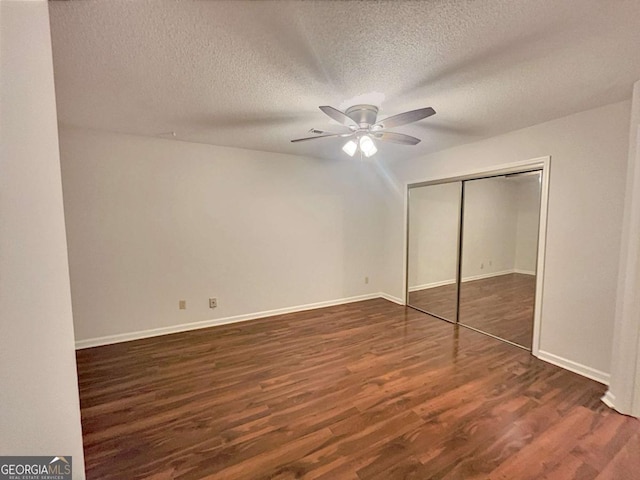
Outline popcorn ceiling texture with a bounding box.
[49,0,640,161]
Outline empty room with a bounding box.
[3,0,640,479]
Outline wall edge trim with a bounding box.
[378,292,404,305]
[601,390,617,409]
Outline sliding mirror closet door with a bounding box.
[459,172,542,348]
[407,182,461,322]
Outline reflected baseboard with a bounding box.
[461,269,516,283]
[409,269,535,292]
[514,269,536,275]
[408,279,456,292]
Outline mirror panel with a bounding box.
[407,182,461,321]
[458,172,542,348]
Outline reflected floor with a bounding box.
[408,282,457,321]
[409,273,535,349]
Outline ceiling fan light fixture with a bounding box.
[342,139,357,157]
[291,104,435,155]
[359,135,377,157]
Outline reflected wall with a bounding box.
[459,173,541,348]
[407,182,461,321]
[406,171,542,350]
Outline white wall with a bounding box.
[59,127,387,343]
[0,1,85,477]
[514,177,542,273]
[381,100,631,378]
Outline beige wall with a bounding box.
[381,100,631,379]
[0,1,85,476]
[59,127,387,343]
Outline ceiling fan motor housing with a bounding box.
[345,104,379,127]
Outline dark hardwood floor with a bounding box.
[408,273,535,348]
[76,299,639,479]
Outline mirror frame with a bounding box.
[405,181,462,323]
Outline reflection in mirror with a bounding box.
[407,182,461,321]
[459,172,541,348]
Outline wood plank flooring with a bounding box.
[408,273,535,348]
[76,299,639,479]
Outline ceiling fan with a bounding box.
[291,104,436,157]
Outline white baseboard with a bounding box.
[408,279,456,292]
[537,350,610,385]
[409,269,525,293]
[76,292,392,349]
[461,269,516,283]
[601,390,616,409]
[379,292,404,305]
[514,269,536,275]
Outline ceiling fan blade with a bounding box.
[319,106,359,127]
[373,131,421,145]
[291,133,352,143]
[308,128,351,135]
[373,107,435,129]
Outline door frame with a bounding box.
[403,156,551,356]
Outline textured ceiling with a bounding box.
[49,0,640,161]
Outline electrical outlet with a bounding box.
[179,300,186,310]
[480,263,484,269]
[365,276,369,284]
[209,297,217,309]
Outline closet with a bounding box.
[407,170,543,349]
